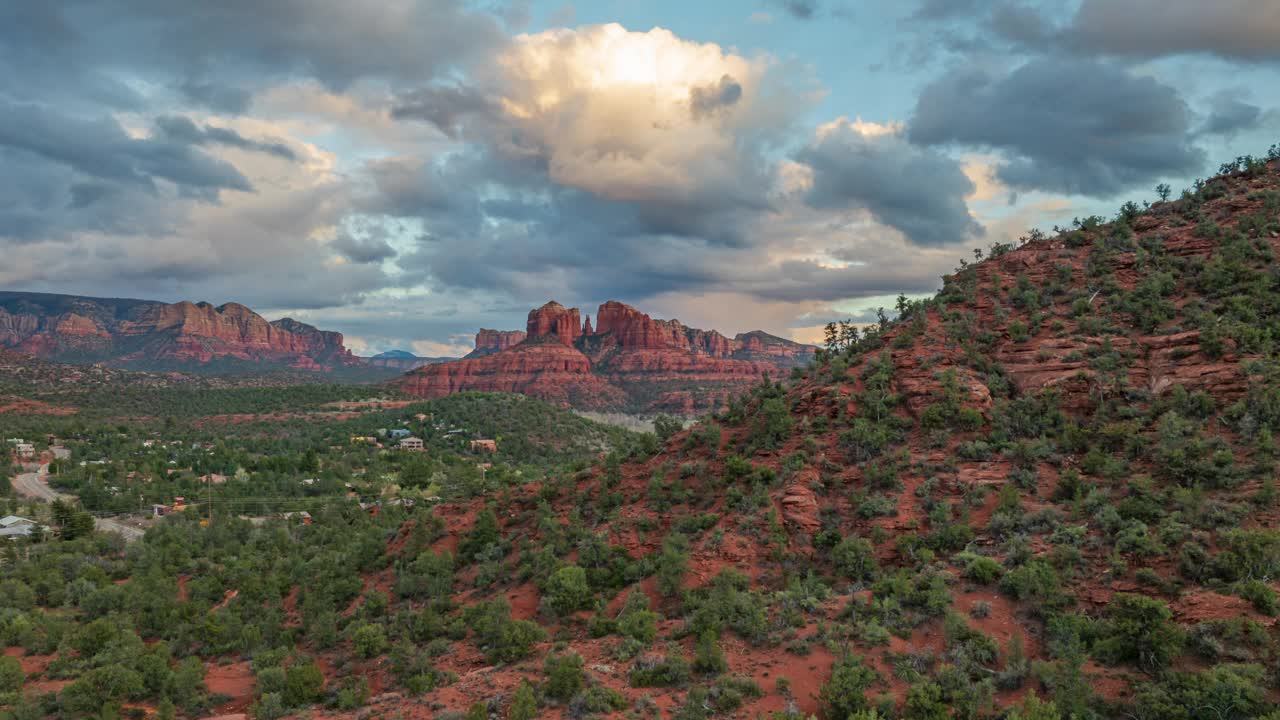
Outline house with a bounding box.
[0,515,40,540]
[15,443,34,458]
[152,504,173,517]
[414,413,428,422]
[399,437,424,452]
[283,511,312,525]
[350,436,378,445]
[470,439,497,452]
[389,428,412,440]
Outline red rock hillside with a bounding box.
[361,155,1280,718]
[0,291,361,372]
[390,300,816,412]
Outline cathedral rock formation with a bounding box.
[390,300,816,413]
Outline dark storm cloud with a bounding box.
[9,0,508,95]
[0,99,252,195]
[155,116,296,160]
[909,58,1205,197]
[1064,0,1280,63]
[331,233,398,264]
[391,85,496,138]
[796,121,982,247]
[689,75,744,119]
[1197,91,1270,138]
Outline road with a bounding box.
[9,454,146,542]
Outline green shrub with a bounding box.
[506,680,538,720]
[352,623,388,659]
[542,565,594,616]
[1094,594,1183,672]
[1235,580,1279,616]
[693,630,728,674]
[964,556,1003,584]
[629,652,692,687]
[0,655,23,693]
[283,662,325,707]
[542,652,585,701]
[832,536,879,582]
[819,656,878,719]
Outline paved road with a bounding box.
[9,461,145,542]
[12,463,62,502]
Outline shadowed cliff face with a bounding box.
[0,292,358,372]
[391,299,816,412]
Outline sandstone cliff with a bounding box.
[465,329,528,359]
[0,291,360,372]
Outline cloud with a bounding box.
[331,232,398,264]
[1197,90,1270,138]
[391,23,815,244]
[689,75,744,119]
[155,115,297,160]
[909,58,1205,196]
[0,99,253,202]
[1065,0,1280,63]
[391,85,495,138]
[765,0,848,21]
[18,0,509,94]
[795,117,982,246]
[769,0,820,19]
[176,80,253,114]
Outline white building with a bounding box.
[0,515,40,541]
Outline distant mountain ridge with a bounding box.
[391,299,816,413]
[358,349,455,371]
[0,290,359,372]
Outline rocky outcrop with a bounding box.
[0,291,361,372]
[393,299,817,413]
[527,302,583,346]
[391,337,626,408]
[731,330,815,368]
[466,329,528,358]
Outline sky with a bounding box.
[1,1,1277,357]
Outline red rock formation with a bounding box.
[0,291,359,372]
[467,329,527,358]
[391,338,625,408]
[595,301,684,351]
[394,299,812,412]
[731,330,814,368]
[527,302,582,345]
